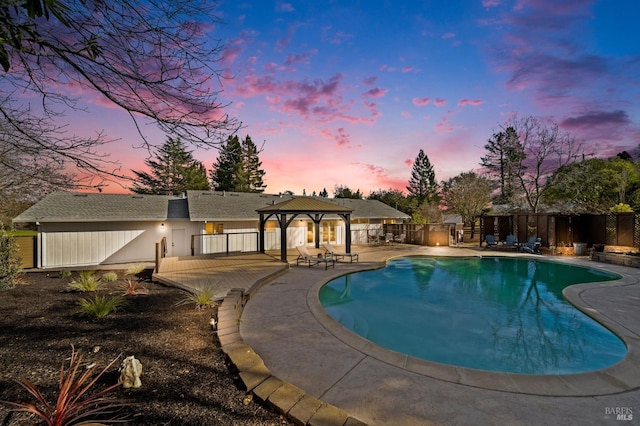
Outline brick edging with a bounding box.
[217,288,367,426]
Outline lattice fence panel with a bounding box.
[606,213,616,245]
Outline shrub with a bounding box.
[101,272,118,282]
[76,294,125,318]
[67,271,102,292]
[119,278,148,296]
[175,284,219,309]
[59,270,72,279]
[1,346,128,425]
[0,225,22,290]
[125,264,145,278]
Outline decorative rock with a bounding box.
[119,355,143,388]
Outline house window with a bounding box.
[352,218,369,224]
[307,222,314,244]
[205,223,223,234]
[205,222,214,234]
[265,221,276,231]
[322,221,336,243]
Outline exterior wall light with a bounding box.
[161,223,165,230]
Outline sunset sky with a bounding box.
[72,0,640,196]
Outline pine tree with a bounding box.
[131,137,210,195]
[406,149,438,205]
[243,136,266,192]
[480,127,525,204]
[211,135,266,192]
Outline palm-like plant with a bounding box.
[77,295,125,318]
[2,346,127,425]
[67,271,102,292]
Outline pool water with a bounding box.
[319,256,627,374]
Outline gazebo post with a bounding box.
[278,213,288,262]
[258,213,265,253]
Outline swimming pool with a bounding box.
[319,256,627,374]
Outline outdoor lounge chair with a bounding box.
[519,237,541,254]
[384,232,394,245]
[296,245,335,269]
[322,243,359,263]
[393,233,406,244]
[485,234,498,247]
[504,234,517,247]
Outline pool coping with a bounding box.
[306,253,640,397]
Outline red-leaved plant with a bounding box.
[2,346,128,425]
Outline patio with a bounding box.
[157,245,640,425]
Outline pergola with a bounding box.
[256,197,354,262]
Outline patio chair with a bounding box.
[484,234,498,247]
[296,245,335,269]
[384,232,394,245]
[504,234,517,247]
[394,233,406,244]
[519,237,541,254]
[322,243,359,263]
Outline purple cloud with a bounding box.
[561,110,630,128]
[362,87,388,99]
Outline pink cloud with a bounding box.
[335,128,350,146]
[442,32,456,39]
[402,66,415,73]
[401,111,413,119]
[434,98,447,107]
[435,114,455,133]
[284,49,318,67]
[458,98,484,106]
[413,97,431,106]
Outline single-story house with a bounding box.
[13,191,410,269]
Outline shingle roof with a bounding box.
[12,192,182,223]
[13,191,410,223]
[256,197,353,213]
[186,191,291,221]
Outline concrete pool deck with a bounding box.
[237,245,640,425]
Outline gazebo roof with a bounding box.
[256,197,353,214]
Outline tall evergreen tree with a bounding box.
[242,136,266,192]
[211,135,267,192]
[131,137,210,195]
[406,149,438,204]
[480,127,525,204]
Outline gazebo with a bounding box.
[256,197,354,262]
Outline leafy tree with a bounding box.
[440,172,492,237]
[610,203,633,213]
[131,137,210,195]
[211,135,267,192]
[368,188,416,215]
[544,157,640,213]
[1,0,238,190]
[480,127,525,204]
[0,225,21,290]
[407,149,439,205]
[318,188,329,197]
[334,185,363,199]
